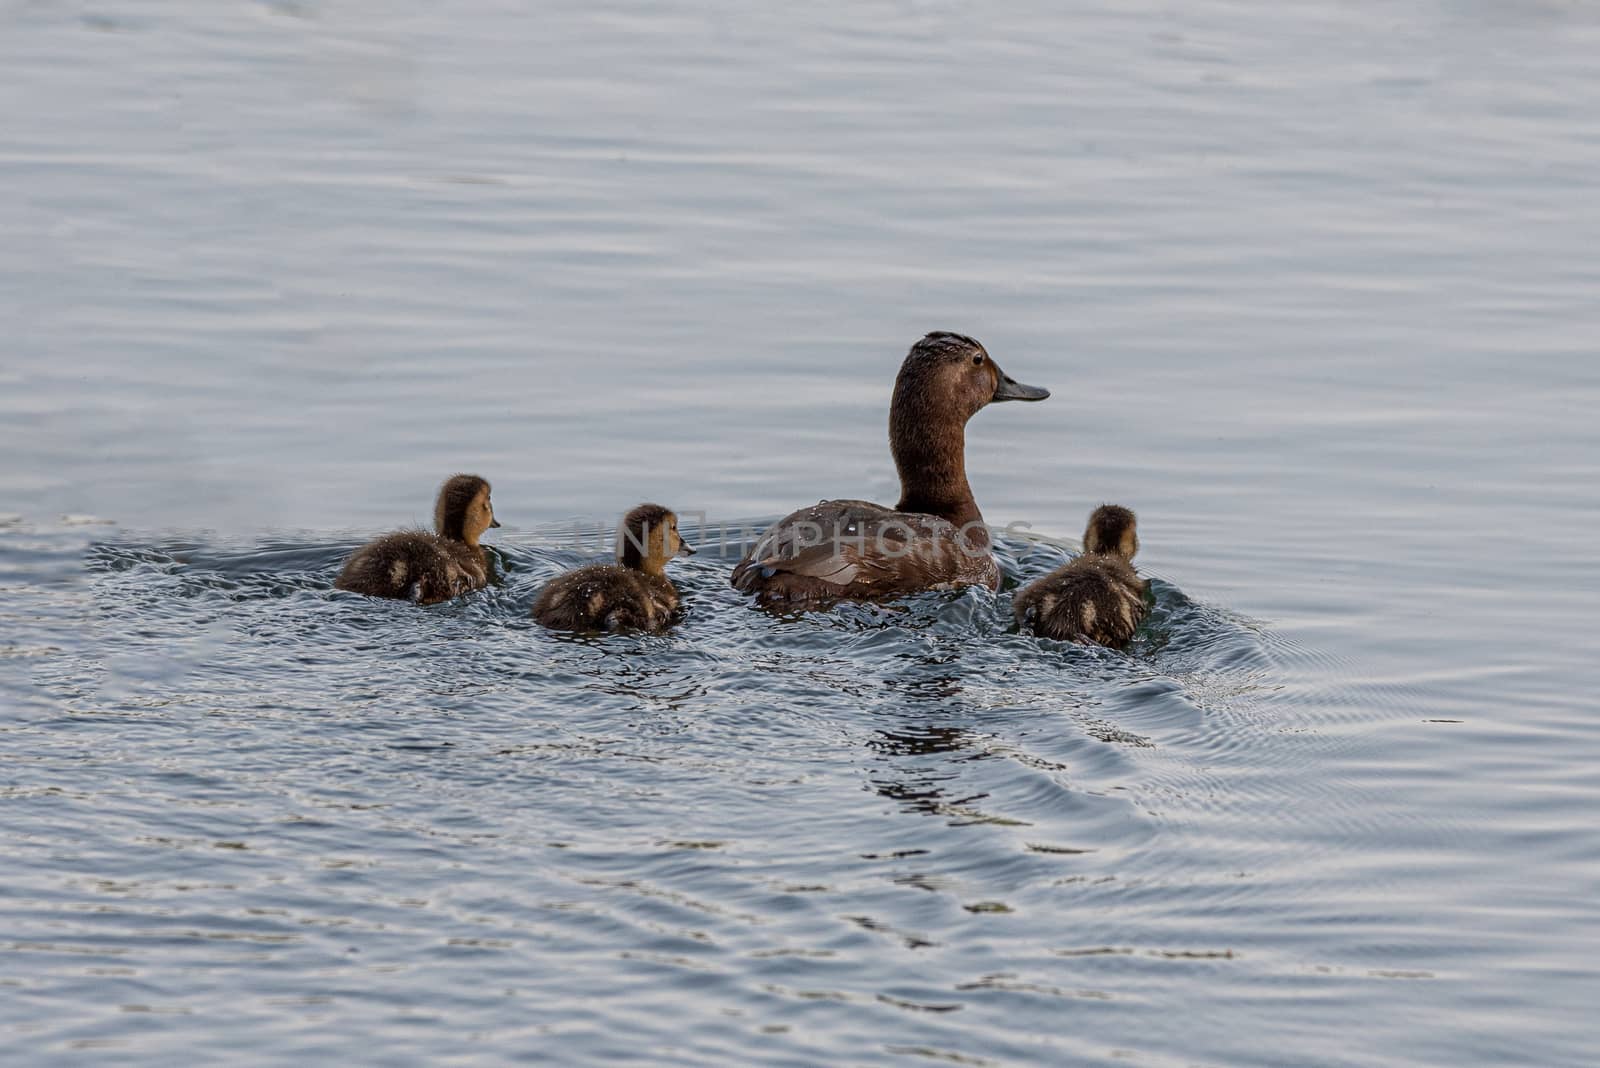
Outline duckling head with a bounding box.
[617,503,696,574]
[435,474,500,546]
[1083,504,1139,560]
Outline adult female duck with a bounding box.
[731,332,1049,605]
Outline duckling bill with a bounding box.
[334,474,500,604]
[532,504,695,633]
[1014,505,1149,648]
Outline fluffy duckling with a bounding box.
[1014,505,1149,648]
[532,504,696,633]
[731,331,1049,605]
[334,474,500,604]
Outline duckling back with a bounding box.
[1015,505,1149,649]
[335,532,487,605]
[1013,553,1148,648]
[532,564,679,633]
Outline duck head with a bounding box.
[435,474,500,546]
[1083,504,1139,560]
[617,503,696,575]
[889,332,1049,525]
[892,331,1050,428]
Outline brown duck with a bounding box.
[334,474,500,604]
[1013,505,1149,648]
[532,504,696,633]
[731,332,1049,605]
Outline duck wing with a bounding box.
[731,500,991,603]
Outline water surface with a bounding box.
[3,1,1599,1064]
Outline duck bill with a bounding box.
[490,518,503,528]
[992,366,1050,403]
[678,541,697,557]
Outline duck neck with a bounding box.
[439,513,470,546]
[635,557,669,579]
[450,527,487,567]
[890,410,984,532]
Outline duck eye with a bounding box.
[972,355,984,366]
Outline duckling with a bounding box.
[1013,505,1149,648]
[334,474,500,604]
[731,331,1049,605]
[532,504,696,633]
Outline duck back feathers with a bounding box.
[731,499,998,604]
[532,564,680,632]
[335,531,488,604]
[1013,553,1147,647]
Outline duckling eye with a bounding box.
[972,354,984,366]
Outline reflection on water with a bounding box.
[0,524,1311,1059]
[8,518,1587,1066]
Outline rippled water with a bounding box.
[4,0,1600,1064]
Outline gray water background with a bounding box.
[3,1,1599,1064]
